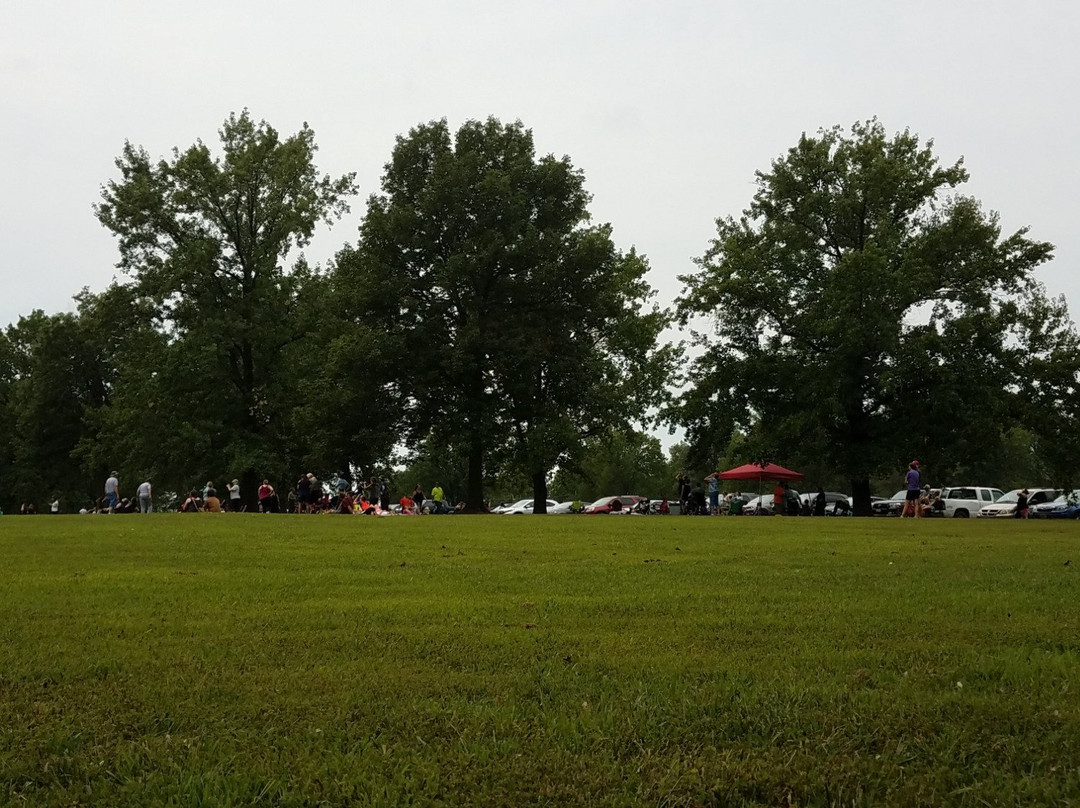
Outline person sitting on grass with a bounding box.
[203,490,223,513]
[337,492,355,514]
[399,494,416,515]
[728,494,744,516]
[179,491,203,513]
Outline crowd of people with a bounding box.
[78,472,466,516]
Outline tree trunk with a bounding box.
[851,477,873,516]
[531,470,548,514]
[241,468,260,512]
[464,433,485,513]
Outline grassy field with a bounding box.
[1,514,1078,806]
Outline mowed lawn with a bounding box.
[1,515,1078,807]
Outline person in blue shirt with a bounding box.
[901,460,921,518]
[704,471,721,515]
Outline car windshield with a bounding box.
[509,499,532,509]
[588,497,615,508]
[997,491,1021,504]
[1052,490,1080,504]
[890,491,906,500]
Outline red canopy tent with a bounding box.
[718,462,804,482]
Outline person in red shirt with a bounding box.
[337,492,355,514]
[258,480,275,513]
[399,495,416,514]
[773,483,786,516]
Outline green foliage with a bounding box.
[346,117,672,511]
[91,112,359,501]
[0,310,112,510]
[676,120,1065,511]
[550,429,670,502]
[2,516,1079,805]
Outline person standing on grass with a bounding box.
[258,479,275,513]
[431,482,445,513]
[901,460,921,518]
[227,479,242,511]
[677,472,691,515]
[704,471,721,515]
[1015,489,1029,519]
[137,480,152,513]
[104,471,120,513]
[297,474,311,514]
[772,482,785,516]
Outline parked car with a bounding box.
[872,491,908,517]
[873,490,941,516]
[977,488,1058,518]
[1030,490,1080,519]
[583,495,642,514]
[743,490,801,515]
[492,499,529,512]
[799,491,849,514]
[938,486,1006,518]
[549,501,581,514]
[502,498,559,514]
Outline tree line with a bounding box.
[1,114,1077,515]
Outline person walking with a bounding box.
[104,471,120,513]
[901,460,921,518]
[137,480,153,513]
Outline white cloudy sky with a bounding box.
[2,0,1078,332]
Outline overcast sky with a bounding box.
[3,1,1079,335]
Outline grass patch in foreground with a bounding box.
[1,514,1079,806]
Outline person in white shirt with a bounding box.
[137,480,153,514]
[227,479,242,511]
[104,472,120,512]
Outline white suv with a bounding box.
[940,486,1005,518]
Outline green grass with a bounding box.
[1,514,1078,806]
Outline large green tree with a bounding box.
[0,306,113,511]
[676,120,1066,513]
[549,429,669,504]
[344,117,670,512]
[93,111,357,503]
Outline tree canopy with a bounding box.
[340,117,670,511]
[89,111,358,504]
[675,120,1071,512]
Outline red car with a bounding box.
[583,495,642,514]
